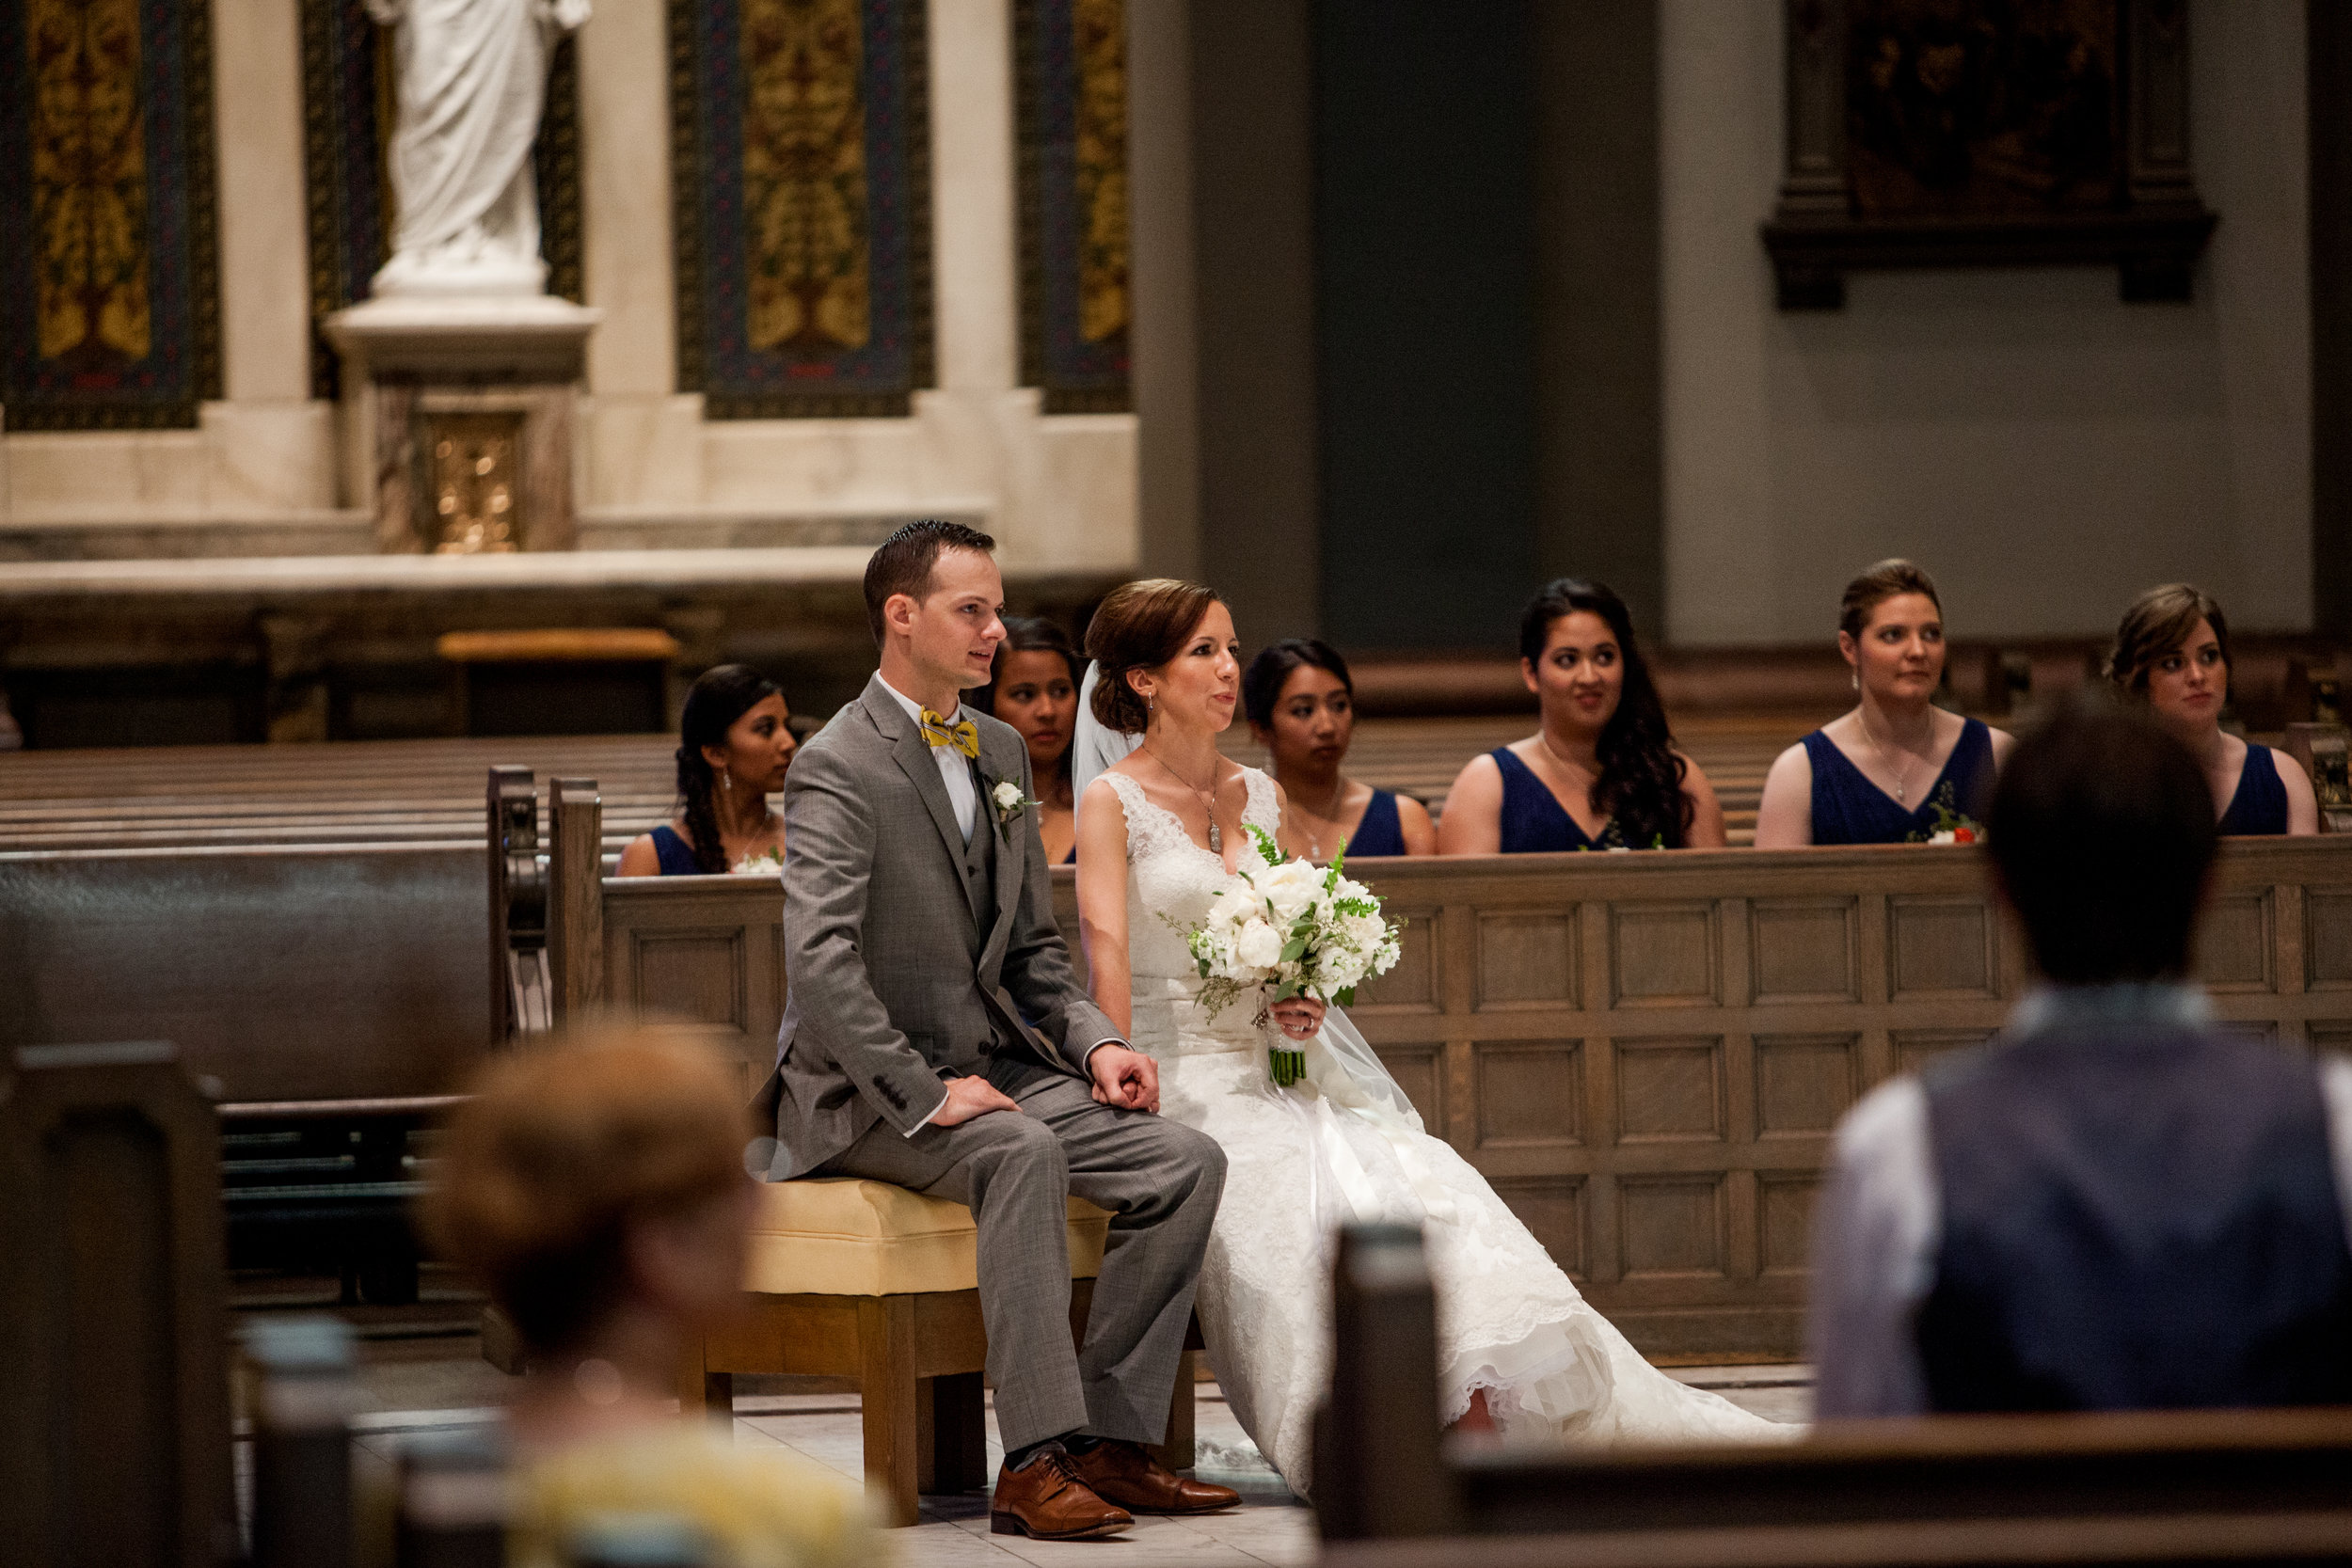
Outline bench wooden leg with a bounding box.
[858,1296,922,1527]
[1147,1349,1200,1472]
[921,1371,989,1495]
[675,1333,733,1420]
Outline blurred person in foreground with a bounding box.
[423,1025,883,1566]
[1809,697,2352,1416]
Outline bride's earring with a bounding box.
[723,766,733,793]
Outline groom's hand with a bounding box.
[1089,1044,1160,1114]
[930,1075,1020,1128]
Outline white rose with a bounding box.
[1930,830,1956,846]
[993,781,1024,812]
[1259,860,1324,921]
[1235,918,1285,971]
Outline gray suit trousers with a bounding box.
[817,1072,1228,1452]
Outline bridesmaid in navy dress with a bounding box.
[2105,584,2317,835]
[617,665,796,877]
[975,618,1084,863]
[1755,561,2015,847]
[1438,579,1726,854]
[1242,639,1436,860]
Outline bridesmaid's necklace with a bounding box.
[1145,746,1224,855]
[1859,710,1927,803]
[1292,774,1348,858]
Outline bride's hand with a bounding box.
[1270,998,1325,1039]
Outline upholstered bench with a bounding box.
[675,1178,1202,1526]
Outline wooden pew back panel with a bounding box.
[1,846,492,1101]
[572,837,2352,1355]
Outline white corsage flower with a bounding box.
[987,775,1041,844]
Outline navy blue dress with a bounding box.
[2218,744,2290,836]
[1491,747,1616,852]
[1342,788,1409,857]
[1803,718,1994,846]
[649,824,706,875]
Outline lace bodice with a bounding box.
[1099,767,1281,984]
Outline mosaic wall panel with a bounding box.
[298,0,581,398]
[1013,0,1127,411]
[0,0,221,428]
[669,0,932,418]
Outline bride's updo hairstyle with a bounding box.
[1086,578,1222,734]
[1519,578,1692,848]
[2104,582,2231,696]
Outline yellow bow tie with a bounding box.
[920,708,979,759]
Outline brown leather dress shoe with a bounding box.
[1069,1440,1242,1514]
[990,1449,1135,1540]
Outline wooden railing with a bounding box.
[538,779,2352,1357]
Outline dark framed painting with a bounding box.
[1015,0,1129,413]
[1762,0,2216,309]
[668,0,934,420]
[0,0,223,430]
[298,0,582,399]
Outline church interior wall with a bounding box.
[1662,0,2312,647]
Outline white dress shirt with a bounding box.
[880,678,978,841]
[1808,982,2352,1417]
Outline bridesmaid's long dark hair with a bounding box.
[1518,579,1692,848]
[676,664,781,874]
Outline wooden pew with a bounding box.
[0,1041,237,1568]
[1316,1224,2352,1568]
[532,787,2352,1359]
[0,712,1817,854]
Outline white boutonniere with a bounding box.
[988,777,1041,843]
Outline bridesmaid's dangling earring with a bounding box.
[723,766,733,794]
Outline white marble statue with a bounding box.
[367,0,591,296]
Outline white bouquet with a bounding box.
[1177,826,1405,1086]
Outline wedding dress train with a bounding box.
[1099,768,1783,1492]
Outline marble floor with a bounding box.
[286,1296,1811,1568]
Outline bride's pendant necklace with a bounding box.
[1145,745,1223,855]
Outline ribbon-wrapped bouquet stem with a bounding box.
[1176,827,1405,1086]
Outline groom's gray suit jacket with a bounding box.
[758,673,1121,1177]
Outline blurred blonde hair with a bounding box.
[421,1023,751,1356]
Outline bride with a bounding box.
[1072,580,1782,1491]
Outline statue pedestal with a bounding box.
[325,294,601,555]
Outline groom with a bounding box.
[755,521,1236,1540]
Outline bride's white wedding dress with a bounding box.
[1099,768,1781,1490]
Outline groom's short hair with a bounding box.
[864,519,998,644]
